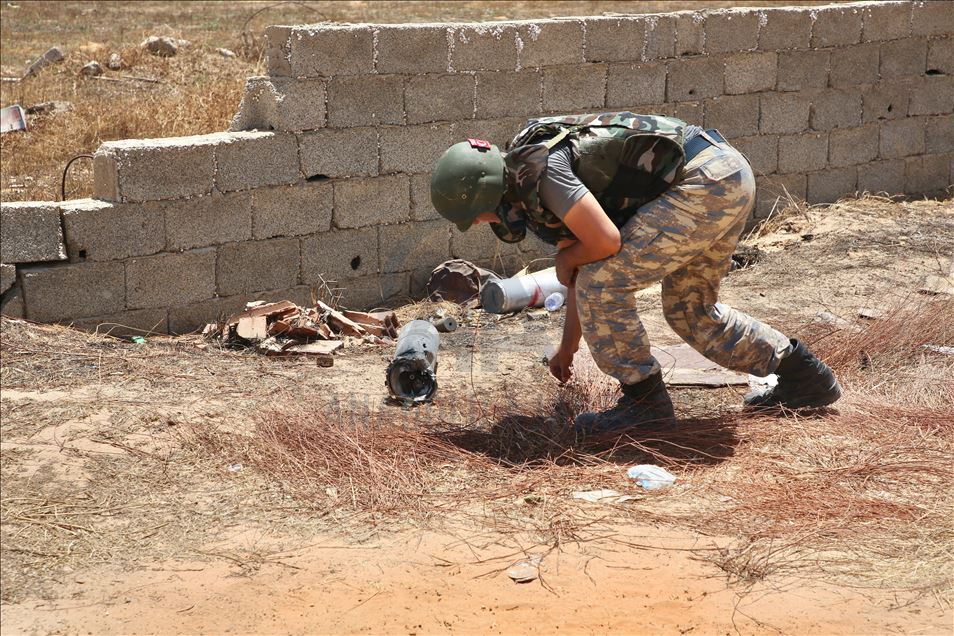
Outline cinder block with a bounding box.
[0,201,66,263]
[542,64,606,112]
[830,43,880,87]
[881,38,928,79]
[906,153,952,194]
[335,273,409,310]
[643,13,676,60]
[216,238,300,296]
[298,127,378,179]
[828,124,880,167]
[778,132,828,173]
[811,5,863,48]
[301,227,378,285]
[807,166,857,204]
[457,117,526,150]
[862,2,912,42]
[862,82,911,122]
[21,261,125,321]
[704,9,760,54]
[518,20,584,67]
[667,57,724,102]
[263,26,292,76]
[758,8,812,50]
[724,52,777,94]
[928,37,954,75]
[68,308,169,337]
[670,101,705,125]
[230,76,326,132]
[407,73,475,125]
[777,50,829,92]
[857,159,906,194]
[912,0,954,37]
[165,193,252,252]
[450,224,521,262]
[92,152,119,201]
[168,293,256,335]
[674,11,705,57]
[583,16,648,62]
[880,117,926,158]
[328,74,405,128]
[126,249,215,309]
[1,286,24,318]
[704,94,760,138]
[375,24,449,74]
[924,114,954,154]
[1,263,16,295]
[410,173,440,221]
[810,90,863,131]
[909,76,954,115]
[379,220,450,273]
[252,182,332,240]
[754,173,806,219]
[731,134,778,174]
[475,71,540,118]
[379,122,458,173]
[450,23,519,71]
[61,198,164,262]
[606,62,666,108]
[288,25,374,77]
[334,175,410,229]
[215,131,300,192]
[760,92,811,134]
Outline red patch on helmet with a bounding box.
[467,138,492,150]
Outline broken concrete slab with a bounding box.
[1,264,15,295]
[23,46,64,78]
[652,344,748,387]
[0,201,67,263]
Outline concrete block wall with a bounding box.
[1,0,951,332]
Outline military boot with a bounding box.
[575,372,676,436]
[745,339,842,410]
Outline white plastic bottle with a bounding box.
[544,292,565,311]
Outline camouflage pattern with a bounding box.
[491,112,688,246]
[575,139,793,384]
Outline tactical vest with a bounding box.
[492,112,688,245]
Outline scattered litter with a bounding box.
[386,320,440,404]
[227,463,243,473]
[515,494,544,506]
[80,61,103,77]
[481,266,566,314]
[572,489,637,504]
[217,47,236,58]
[24,101,72,116]
[544,291,565,311]
[23,46,64,78]
[858,307,885,320]
[815,311,861,332]
[526,309,549,321]
[427,259,500,305]
[325,486,339,499]
[141,36,179,57]
[627,465,676,490]
[432,316,458,333]
[923,344,954,355]
[131,336,147,345]
[506,554,542,583]
[746,373,778,402]
[0,105,27,134]
[107,53,123,70]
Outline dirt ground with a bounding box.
[2,196,953,635]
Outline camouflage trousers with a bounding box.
[575,136,792,385]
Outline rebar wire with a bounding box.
[61,154,95,201]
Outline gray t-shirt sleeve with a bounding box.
[538,142,589,220]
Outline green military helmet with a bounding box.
[430,139,506,232]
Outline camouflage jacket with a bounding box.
[492,112,688,245]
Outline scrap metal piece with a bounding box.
[481,267,567,314]
[386,320,440,403]
[432,316,458,333]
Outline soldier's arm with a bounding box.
[555,192,621,286]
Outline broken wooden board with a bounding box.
[227,300,298,326]
[236,315,268,340]
[651,344,748,387]
[316,300,367,337]
[282,341,343,355]
[268,320,322,339]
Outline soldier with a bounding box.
[429,112,842,434]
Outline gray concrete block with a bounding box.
[299,128,379,180]
[810,90,863,131]
[230,76,326,133]
[829,124,880,167]
[777,50,829,92]
[456,117,526,151]
[0,201,66,263]
[288,25,374,77]
[408,73,476,124]
[881,38,928,79]
[1,263,16,295]
[807,166,857,204]
[754,173,806,219]
[252,182,332,240]
[675,11,705,57]
[928,37,954,75]
[93,152,119,201]
[336,272,409,310]
[165,193,252,252]
[830,43,880,88]
[68,308,169,337]
[263,25,292,76]
[704,94,760,138]
[476,71,540,118]
[61,198,164,262]
[909,76,954,115]
[518,20,584,67]
[667,56,724,102]
[725,52,777,94]
[857,159,906,194]
[924,114,954,154]
[328,74,405,128]
[216,238,300,296]
[862,2,912,42]
[333,174,410,229]
[778,132,829,173]
[758,8,812,50]
[1,286,23,318]
[450,23,519,71]
[862,82,911,122]
[670,100,705,125]
[410,173,441,221]
[215,131,301,192]
[880,117,926,158]
[905,153,953,194]
[643,13,676,60]
[731,134,778,174]
[760,92,811,134]
[912,0,954,37]
[375,24,449,74]
[167,294,251,335]
[606,62,666,108]
[542,64,606,112]
[583,16,647,62]
[379,220,450,273]
[704,9,760,54]
[379,122,458,174]
[811,5,864,48]
[127,249,215,309]
[301,227,378,285]
[21,261,125,321]
[450,223,521,262]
